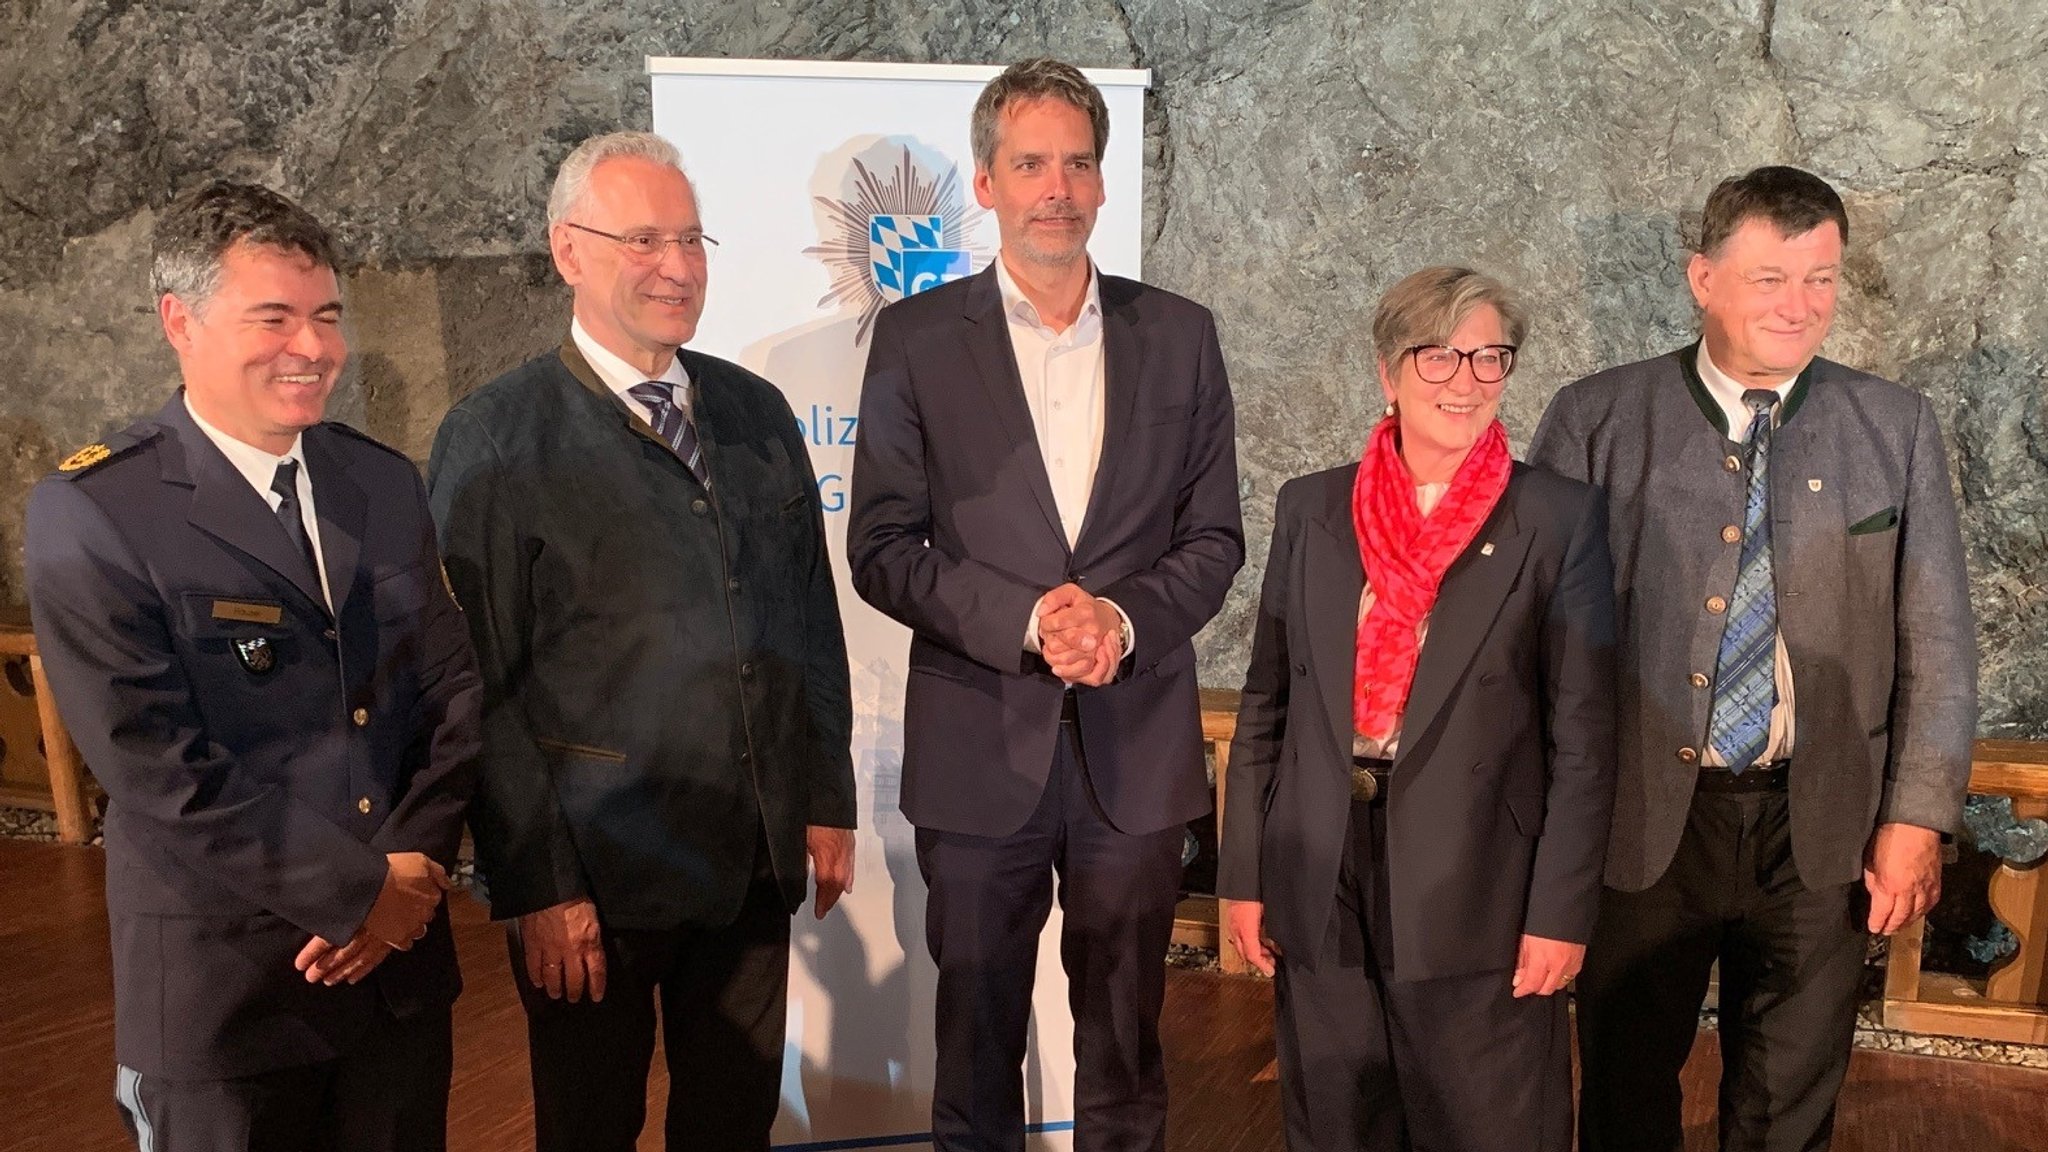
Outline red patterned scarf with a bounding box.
[1351,416,1513,743]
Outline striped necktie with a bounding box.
[1706,389,1781,774]
[627,380,708,486]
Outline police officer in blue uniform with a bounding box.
[25,181,483,1152]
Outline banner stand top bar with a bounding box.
[646,56,1151,88]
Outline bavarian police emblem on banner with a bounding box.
[803,142,992,344]
[233,637,276,674]
[869,215,970,305]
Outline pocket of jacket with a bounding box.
[1503,791,1546,838]
[533,737,627,763]
[1847,506,1899,535]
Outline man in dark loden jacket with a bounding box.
[427,131,857,1152]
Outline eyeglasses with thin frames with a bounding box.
[1404,344,1517,385]
[564,222,719,263]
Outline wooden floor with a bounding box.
[4,841,2047,1151]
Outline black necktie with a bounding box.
[270,460,321,583]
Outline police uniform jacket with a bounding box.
[24,394,483,1081]
[426,340,855,931]
[1528,346,1977,892]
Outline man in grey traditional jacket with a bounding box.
[1529,165,1976,1152]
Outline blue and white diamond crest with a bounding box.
[869,214,969,303]
[805,144,990,344]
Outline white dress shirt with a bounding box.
[1695,343,1797,763]
[994,257,1135,663]
[572,315,691,424]
[995,256,1105,545]
[184,394,333,610]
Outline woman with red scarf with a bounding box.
[1217,267,1618,1151]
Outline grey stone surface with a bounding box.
[0,0,2043,731]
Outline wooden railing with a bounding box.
[1883,740,2048,1044]
[1196,690,2048,1044]
[0,614,95,844]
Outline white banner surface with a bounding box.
[648,57,1150,1151]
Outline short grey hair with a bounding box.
[1371,266,1529,367]
[970,58,1110,171]
[546,131,687,226]
[152,180,339,312]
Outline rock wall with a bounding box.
[2,0,2042,732]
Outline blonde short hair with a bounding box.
[1370,266,1529,368]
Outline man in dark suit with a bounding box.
[427,131,856,1152]
[1529,166,1977,1151]
[847,59,1244,1152]
[26,180,481,1152]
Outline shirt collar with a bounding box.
[1696,343,1796,413]
[183,391,306,494]
[993,255,1102,337]
[571,316,689,407]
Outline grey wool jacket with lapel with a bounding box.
[1528,344,1977,893]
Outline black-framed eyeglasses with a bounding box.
[1405,344,1517,385]
[565,222,719,263]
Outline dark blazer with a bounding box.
[847,266,1244,838]
[25,394,481,1080]
[1528,347,1977,891]
[427,340,855,932]
[1216,462,1618,981]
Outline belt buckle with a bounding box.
[1348,766,1380,802]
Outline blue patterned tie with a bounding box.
[627,380,708,486]
[1707,389,1781,774]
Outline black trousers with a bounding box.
[915,709,1187,1152]
[1576,785,1866,1152]
[1273,797,1572,1152]
[113,1004,453,1152]
[516,828,792,1152]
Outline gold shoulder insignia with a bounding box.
[59,444,112,472]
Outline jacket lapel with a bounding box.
[1303,486,1366,764]
[1395,489,1532,765]
[159,396,329,614]
[302,426,366,616]
[961,266,1069,550]
[1073,277,1141,557]
[557,336,713,489]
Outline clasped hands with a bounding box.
[296,851,451,986]
[1037,582,1125,687]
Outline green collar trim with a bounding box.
[1678,341,1817,438]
